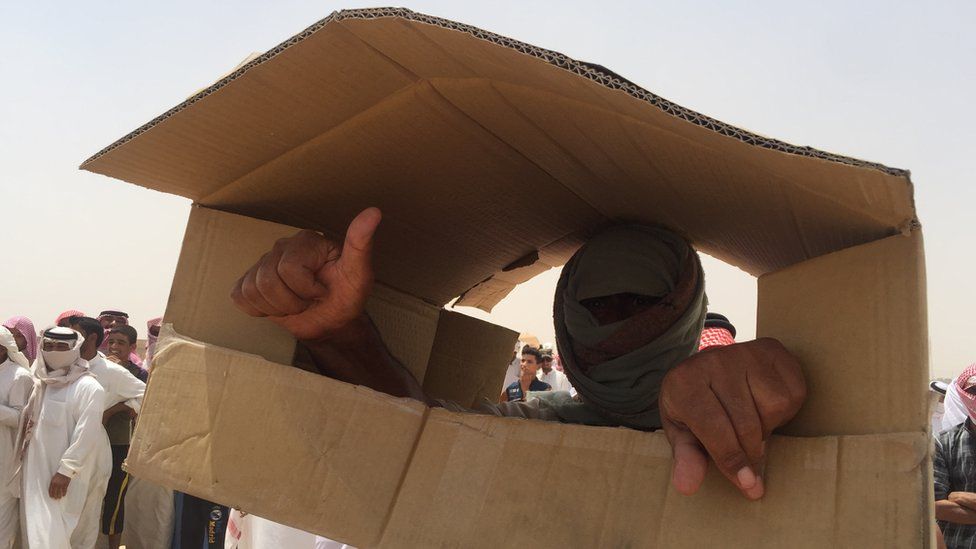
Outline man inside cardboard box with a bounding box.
[232,208,806,501]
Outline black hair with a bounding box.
[71,317,105,347]
[63,315,85,327]
[109,325,138,345]
[521,347,543,363]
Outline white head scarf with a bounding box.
[0,326,29,369]
[33,327,87,378]
[943,382,969,432]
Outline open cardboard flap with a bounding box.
[85,7,929,548]
[83,8,916,311]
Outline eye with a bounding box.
[581,298,606,309]
[634,295,660,307]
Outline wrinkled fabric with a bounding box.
[538,368,572,394]
[121,476,174,549]
[19,328,107,549]
[944,381,970,433]
[439,397,561,423]
[2,318,36,364]
[15,330,90,472]
[0,328,28,371]
[21,376,107,549]
[89,353,145,444]
[550,225,707,430]
[0,358,31,549]
[932,401,946,436]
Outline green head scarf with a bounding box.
[545,225,707,430]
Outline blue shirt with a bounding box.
[505,379,551,402]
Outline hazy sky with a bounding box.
[1,1,972,378]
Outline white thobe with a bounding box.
[72,354,146,549]
[0,360,31,549]
[226,512,354,549]
[931,401,945,435]
[538,369,572,394]
[88,354,144,415]
[22,375,108,549]
[119,476,174,549]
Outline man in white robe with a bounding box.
[68,317,145,549]
[536,350,572,394]
[0,327,31,549]
[16,327,108,549]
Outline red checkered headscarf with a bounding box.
[699,327,736,350]
[954,363,976,422]
[3,316,37,363]
[698,313,737,351]
[55,309,86,327]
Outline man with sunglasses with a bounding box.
[18,327,109,549]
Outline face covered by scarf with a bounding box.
[13,327,91,474]
[550,225,707,431]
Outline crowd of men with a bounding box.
[0,309,211,549]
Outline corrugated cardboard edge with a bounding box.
[127,325,433,546]
[378,409,931,548]
[131,326,932,547]
[77,6,920,313]
[79,7,913,190]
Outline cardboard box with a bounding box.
[82,7,930,548]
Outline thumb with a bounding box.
[337,207,382,285]
[663,419,709,496]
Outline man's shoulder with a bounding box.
[87,354,108,372]
[13,365,32,381]
[74,374,105,394]
[1,359,28,376]
[91,355,138,379]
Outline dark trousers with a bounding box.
[171,492,229,549]
[101,444,130,535]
